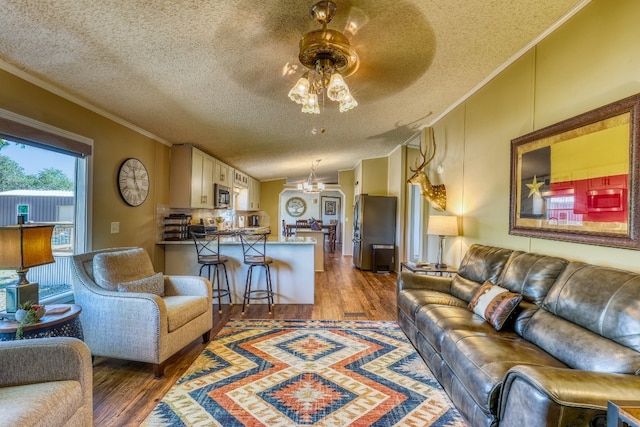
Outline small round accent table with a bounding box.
[0,304,83,341]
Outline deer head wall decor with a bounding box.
[407,128,447,211]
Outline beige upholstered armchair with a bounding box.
[0,337,93,426]
[71,247,212,377]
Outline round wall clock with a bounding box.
[286,196,306,217]
[118,158,149,207]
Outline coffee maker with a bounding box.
[248,215,260,227]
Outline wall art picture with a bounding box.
[324,200,336,215]
[510,93,640,249]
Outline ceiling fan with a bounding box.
[287,1,360,114]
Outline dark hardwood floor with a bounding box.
[92,249,398,426]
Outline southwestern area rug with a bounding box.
[142,319,467,427]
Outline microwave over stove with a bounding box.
[214,184,231,209]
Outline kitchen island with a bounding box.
[161,235,315,304]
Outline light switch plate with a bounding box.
[111,222,120,233]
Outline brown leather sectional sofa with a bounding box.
[397,244,640,427]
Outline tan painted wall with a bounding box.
[360,157,388,195]
[0,69,169,269]
[260,178,286,230]
[339,169,354,255]
[387,146,405,269]
[431,0,640,271]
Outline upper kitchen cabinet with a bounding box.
[249,177,261,210]
[235,177,261,211]
[234,169,249,188]
[214,159,232,188]
[169,145,214,209]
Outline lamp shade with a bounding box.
[427,215,458,237]
[0,224,55,269]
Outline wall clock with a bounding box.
[118,158,149,207]
[286,196,306,217]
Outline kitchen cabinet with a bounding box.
[234,170,249,188]
[249,177,260,210]
[214,159,232,187]
[235,177,261,211]
[169,145,214,208]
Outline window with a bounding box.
[407,184,427,262]
[0,109,92,311]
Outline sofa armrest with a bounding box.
[164,275,211,298]
[397,271,452,293]
[499,365,640,426]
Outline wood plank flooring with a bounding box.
[92,250,398,426]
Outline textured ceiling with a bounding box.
[0,0,586,184]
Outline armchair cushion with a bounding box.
[93,247,155,291]
[0,381,82,427]
[165,295,210,332]
[118,272,165,296]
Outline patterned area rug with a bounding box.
[142,320,467,427]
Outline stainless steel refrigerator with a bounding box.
[353,195,397,270]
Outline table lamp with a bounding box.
[0,223,55,312]
[427,215,459,268]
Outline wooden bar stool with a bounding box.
[239,232,274,315]
[192,231,232,313]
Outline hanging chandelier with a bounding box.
[288,1,359,114]
[298,160,326,193]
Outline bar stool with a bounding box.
[239,231,274,315]
[191,230,232,313]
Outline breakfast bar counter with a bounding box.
[161,235,316,304]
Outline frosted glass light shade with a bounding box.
[339,93,358,112]
[288,77,310,104]
[302,93,320,114]
[327,73,349,101]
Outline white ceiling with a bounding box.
[0,0,587,184]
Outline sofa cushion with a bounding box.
[468,282,523,331]
[118,272,165,296]
[522,310,640,374]
[440,329,567,415]
[0,380,82,427]
[416,304,495,353]
[520,261,640,373]
[93,248,155,291]
[451,245,513,302]
[164,295,209,332]
[497,251,568,305]
[397,289,466,321]
[542,262,640,352]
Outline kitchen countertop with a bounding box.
[159,235,316,245]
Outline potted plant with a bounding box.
[15,301,44,339]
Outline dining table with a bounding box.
[285,223,336,252]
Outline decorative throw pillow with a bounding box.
[93,248,155,291]
[118,272,165,296]
[468,281,523,330]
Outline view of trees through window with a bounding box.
[0,139,77,311]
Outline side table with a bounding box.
[0,304,83,341]
[400,262,458,277]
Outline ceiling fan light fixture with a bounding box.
[327,73,348,101]
[288,1,359,114]
[301,93,320,114]
[288,76,311,104]
[339,93,358,112]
